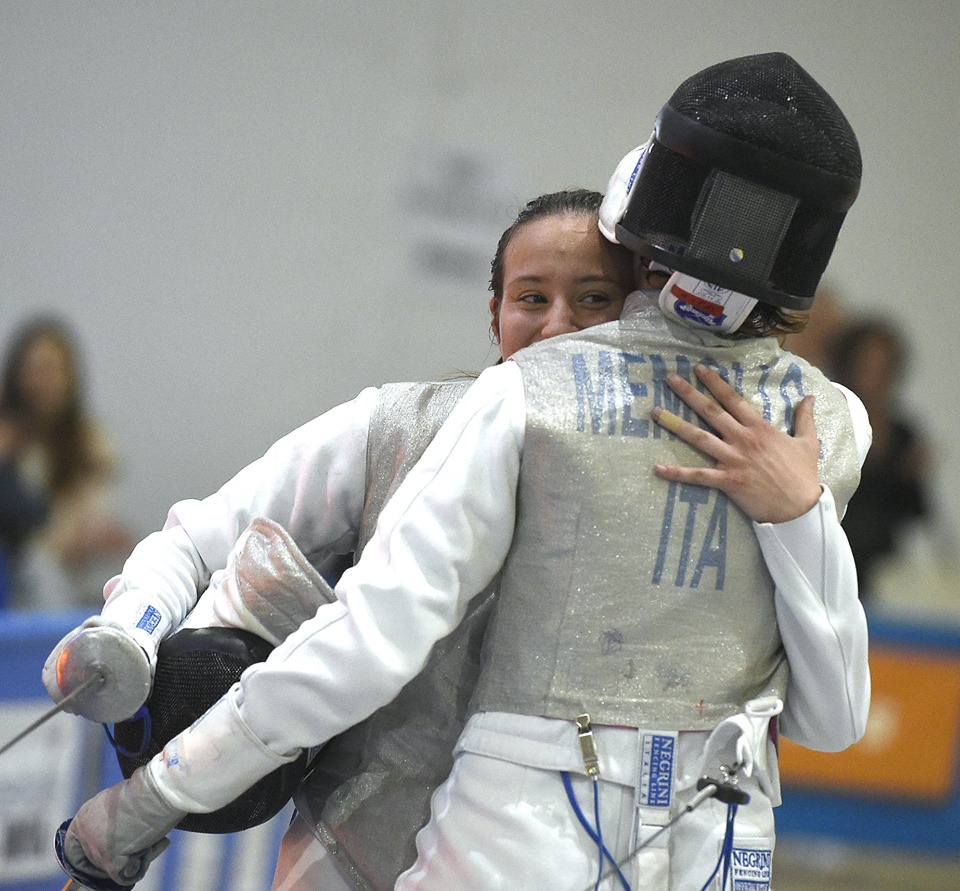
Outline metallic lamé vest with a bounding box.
[292,379,492,891]
[474,305,861,731]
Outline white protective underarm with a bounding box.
[833,382,873,474]
[754,485,870,751]
[181,517,337,644]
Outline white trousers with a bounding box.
[394,744,774,890]
[270,738,776,890]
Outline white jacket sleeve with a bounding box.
[755,486,870,750]
[233,363,526,761]
[99,386,380,650]
[755,385,873,751]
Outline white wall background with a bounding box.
[2,2,958,555]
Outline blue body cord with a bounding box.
[102,704,152,758]
[698,802,738,891]
[560,771,631,891]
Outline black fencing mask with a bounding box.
[111,626,309,834]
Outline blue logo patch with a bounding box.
[135,605,162,634]
[730,845,772,890]
[639,733,675,808]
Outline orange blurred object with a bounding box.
[780,644,960,803]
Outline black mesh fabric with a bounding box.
[666,52,862,179]
[623,142,708,249]
[618,52,861,309]
[113,627,308,834]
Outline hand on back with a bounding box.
[650,364,822,524]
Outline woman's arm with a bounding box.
[44,385,380,721]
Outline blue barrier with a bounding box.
[0,549,9,612]
[0,611,289,891]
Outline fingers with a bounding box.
[690,364,760,424]
[650,405,726,462]
[653,460,722,488]
[653,365,819,458]
[120,838,170,883]
[63,826,112,882]
[652,406,685,436]
[652,365,748,452]
[659,366,756,438]
[792,394,817,440]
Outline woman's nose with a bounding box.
[541,302,578,338]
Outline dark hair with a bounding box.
[0,316,102,495]
[738,303,809,339]
[489,189,605,301]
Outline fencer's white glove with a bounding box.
[63,683,300,886]
[702,696,783,797]
[62,764,185,887]
[42,617,153,724]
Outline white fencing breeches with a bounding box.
[395,732,775,891]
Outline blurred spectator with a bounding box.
[831,317,935,602]
[0,316,135,610]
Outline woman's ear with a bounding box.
[488,296,501,344]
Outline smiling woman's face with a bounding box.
[490,213,635,360]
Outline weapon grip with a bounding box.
[55,820,134,891]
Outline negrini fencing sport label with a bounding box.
[728,843,773,890]
[639,732,676,808]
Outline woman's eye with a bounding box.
[582,292,615,305]
[519,293,548,305]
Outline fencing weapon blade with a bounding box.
[0,671,105,758]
